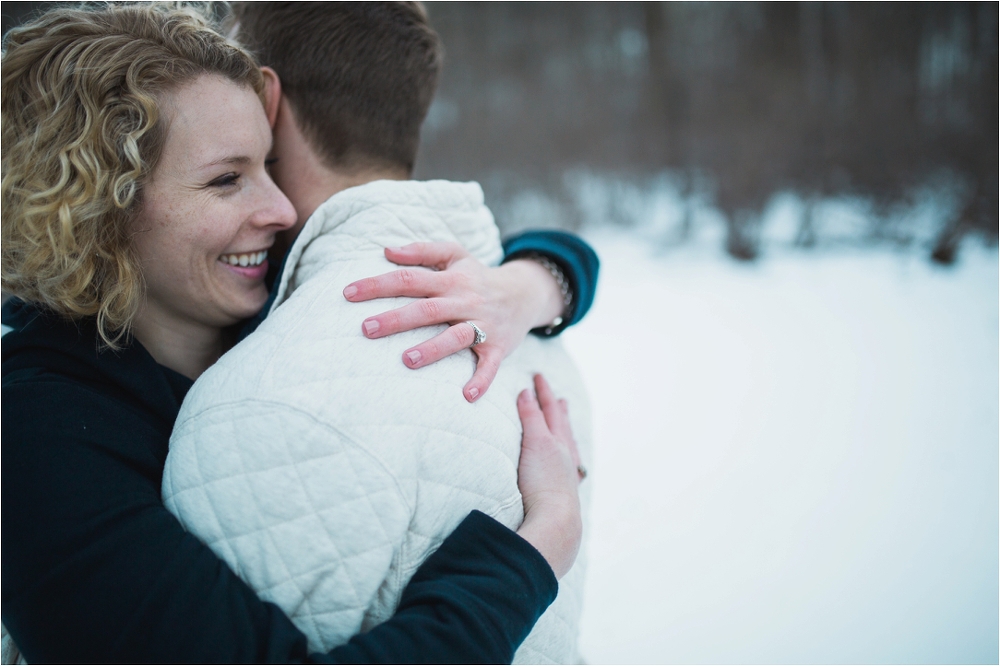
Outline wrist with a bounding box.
[516,493,582,580]
[508,253,575,334]
[501,259,565,331]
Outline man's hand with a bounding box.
[343,242,564,402]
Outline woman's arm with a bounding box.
[501,230,601,334]
[343,230,600,401]
[1,334,582,665]
[327,511,556,664]
[1,375,564,663]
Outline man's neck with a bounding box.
[272,165,408,259]
[269,96,409,254]
[301,166,409,223]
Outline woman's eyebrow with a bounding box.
[200,155,252,169]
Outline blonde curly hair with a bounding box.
[2,2,263,347]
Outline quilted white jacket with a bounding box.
[162,180,592,663]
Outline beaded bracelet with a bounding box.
[523,252,574,334]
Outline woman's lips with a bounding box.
[219,250,269,280]
[221,250,268,267]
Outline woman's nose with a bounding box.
[255,177,298,231]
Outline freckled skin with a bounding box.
[131,75,296,336]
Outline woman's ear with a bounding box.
[261,67,282,129]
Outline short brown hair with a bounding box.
[1,2,263,347]
[232,2,442,174]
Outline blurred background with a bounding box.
[4,2,998,663]
[4,2,996,258]
[417,2,997,264]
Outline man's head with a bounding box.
[232,2,442,177]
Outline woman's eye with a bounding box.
[208,173,240,188]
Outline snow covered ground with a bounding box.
[562,229,998,664]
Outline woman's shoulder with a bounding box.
[3,299,104,401]
[3,298,102,380]
[2,308,179,529]
[3,298,190,441]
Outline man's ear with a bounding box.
[261,66,282,129]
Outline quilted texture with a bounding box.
[162,180,592,663]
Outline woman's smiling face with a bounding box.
[132,74,296,333]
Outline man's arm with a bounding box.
[164,400,416,653]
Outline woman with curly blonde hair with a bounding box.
[1,2,265,347]
[2,3,585,662]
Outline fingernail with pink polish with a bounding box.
[343,285,358,299]
[405,350,421,365]
[363,319,380,335]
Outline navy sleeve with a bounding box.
[320,512,557,664]
[1,378,556,664]
[502,230,600,336]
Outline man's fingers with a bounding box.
[383,242,469,271]
[361,298,459,338]
[344,267,441,303]
[401,322,476,367]
[463,348,502,402]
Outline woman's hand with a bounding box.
[343,242,564,402]
[513,374,584,580]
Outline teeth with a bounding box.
[221,251,267,267]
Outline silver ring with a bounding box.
[466,321,487,347]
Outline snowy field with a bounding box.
[562,229,998,664]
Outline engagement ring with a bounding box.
[466,321,487,347]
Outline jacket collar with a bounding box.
[268,180,499,314]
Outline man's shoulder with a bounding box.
[180,271,366,425]
[332,179,484,208]
[308,180,491,231]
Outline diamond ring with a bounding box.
[466,321,486,347]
